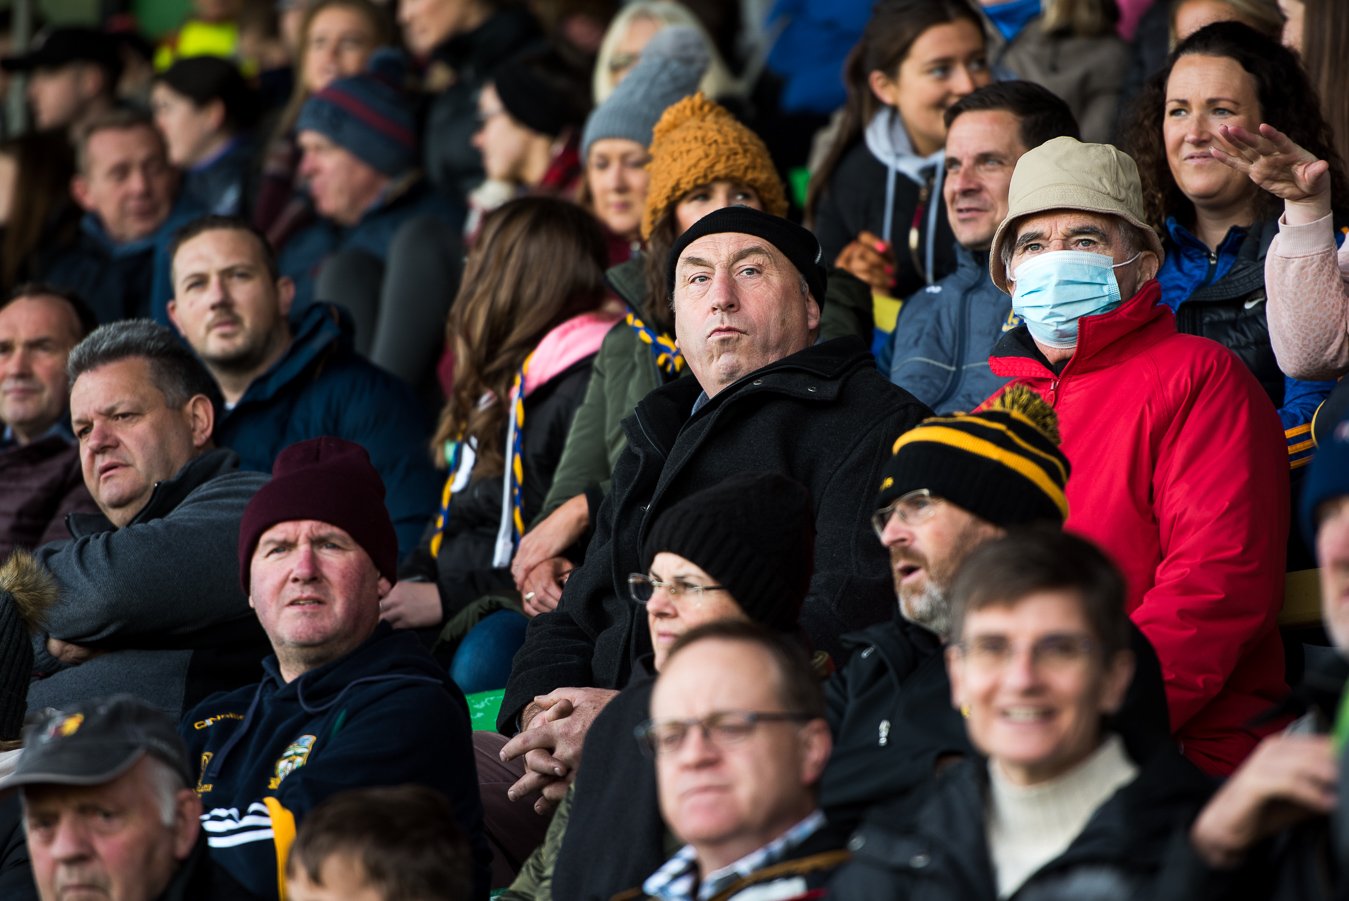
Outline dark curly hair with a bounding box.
[1122,21,1349,234]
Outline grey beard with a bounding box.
[899,580,951,641]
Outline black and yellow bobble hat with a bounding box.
[876,387,1070,527]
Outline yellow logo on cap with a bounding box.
[54,714,83,737]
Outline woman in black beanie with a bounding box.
[501,472,821,900]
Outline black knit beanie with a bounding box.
[667,205,827,303]
[877,386,1071,527]
[492,46,590,138]
[641,473,814,633]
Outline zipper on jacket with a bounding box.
[1046,378,1059,406]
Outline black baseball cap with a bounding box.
[0,27,123,80]
[0,695,193,791]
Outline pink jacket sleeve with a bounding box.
[1265,213,1349,380]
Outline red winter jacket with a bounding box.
[989,280,1290,775]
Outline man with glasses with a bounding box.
[987,137,1289,776]
[633,620,844,900]
[819,386,1172,832]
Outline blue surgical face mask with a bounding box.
[1010,251,1140,349]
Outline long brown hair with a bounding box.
[0,130,78,293]
[804,0,985,224]
[1297,0,1349,169]
[268,0,394,147]
[432,197,609,475]
[1122,21,1348,233]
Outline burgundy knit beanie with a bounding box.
[238,437,398,591]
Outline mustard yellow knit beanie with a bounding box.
[641,92,787,240]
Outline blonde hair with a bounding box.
[592,2,739,105]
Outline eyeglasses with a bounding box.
[627,573,730,605]
[950,633,1098,673]
[871,489,942,539]
[634,710,815,757]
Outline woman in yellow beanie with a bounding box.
[508,91,788,610]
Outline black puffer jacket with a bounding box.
[831,745,1214,900]
[500,338,931,731]
[1168,218,1285,406]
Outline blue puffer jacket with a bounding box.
[276,175,464,310]
[887,245,1019,413]
[214,303,438,554]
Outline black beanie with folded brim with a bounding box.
[666,206,828,305]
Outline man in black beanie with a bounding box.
[819,387,1172,832]
[490,206,928,869]
[180,436,490,900]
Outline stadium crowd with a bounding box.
[0,0,1348,898]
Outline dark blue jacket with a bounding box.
[276,175,464,310]
[40,196,202,325]
[182,623,490,900]
[886,245,1018,413]
[182,137,256,218]
[213,302,438,555]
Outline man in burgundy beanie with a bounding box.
[179,436,491,900]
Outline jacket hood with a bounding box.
[231,302,349,411]
[523,310,621,398]
[864,107,945,183]
[605,256,647,310]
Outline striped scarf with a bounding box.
[427,354,534,564]
[625,308,684,377]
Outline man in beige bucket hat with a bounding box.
[985,137,1292,778]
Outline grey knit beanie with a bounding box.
[581,25,710,160]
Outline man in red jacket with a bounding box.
[984,136,1290,775]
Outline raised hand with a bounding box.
[1212,123,1331,219]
